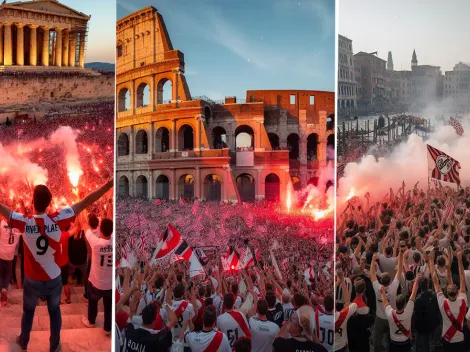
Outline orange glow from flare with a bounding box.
[346,189,355,201]
[286,189,292,212]
[68,171,81,187]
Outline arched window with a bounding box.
[118,176,129,197]
[265,174,280,201]
[118,88,131,112]
[236,173,255,202]
[156,175,170,200]
[117,133,129,156]
[135,130,148,154]
[178,125,194,151]
[136,83,150,107]
[136,175,148,198]
[204,174,221,201]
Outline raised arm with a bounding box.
[458,250,466,294]
[0,204,12,221]
[409,273,421,302]
[395,248,404,281]
[71,179,113,215]
[370,252,378,283]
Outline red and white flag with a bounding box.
[427,144,461,184]
[304,266,315,283]
[221,247,240,271]
[151,223,183,264]
[449,117,464,136]
[172,240,193,262]
[242,246,260,268]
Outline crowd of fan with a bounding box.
[115,197,334,351]
[335,183,470,352]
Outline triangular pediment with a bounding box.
[5,0,89,19]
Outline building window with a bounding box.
[117,45,123,57]
[290,94,296,105]
[309,95,315,105]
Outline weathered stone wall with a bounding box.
[0,75,114,106]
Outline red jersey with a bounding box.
[57,231,70,267]
[10,207,76,281]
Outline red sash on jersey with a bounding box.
[315,305,326,314]
[443,299,466,342]
[335,307,349,332]
[195,298,206,329]
[203,331,223,352]
[153,306,164,330]
[227,311,251,338]
[352,295,367,308]
[315,309,320,338]
[174,300,189,317]
[392,310,410,338]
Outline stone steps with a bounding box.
[0,285,110,351]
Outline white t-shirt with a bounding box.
[217,310,250,347]
[160,299,195,341]
[334,303,357,351]
[185,329,231,352]
[249,316,280,352]
[211,293,223,316]
[282,302,295,321]
[335,278,352,304]
[378,254,398,278]
[385,301,414,342]
[437,292,467,343]
[373,279,400,319]
[0,219,21,260]
[318,312,334,352]
[234,294,243,309]
[86,231,113,290]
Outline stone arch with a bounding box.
[287,133,300,159]
[327,134,335,161]
[117,133,129,156]
[291,176,302,191]
[118,175,129,197]
[307,176,319,187]
[327,113,335,130]
[235,125,254,149]
[136,82,151,107]
[118,87,131,112]
[236,173,255,202]
[157,78,173,104]
[135,175,148,198]
[265,173,280,201]
[212,126,227,149]
[203,174,222,201]
[155,127,170,152]
[135,130,148,154]
[178,124,194,151]
[268,133,280,150]
[307,133,319,161]
[204,106,212,119]
[178,174,194,199]
[155,174,170,200]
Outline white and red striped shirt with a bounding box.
[9,207,76,281]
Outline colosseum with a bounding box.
[116,6,335,203]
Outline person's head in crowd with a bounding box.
[256,299,268,317]
[436,255,446,268]
[265,291,276,309]
[223,293,235,311]
[141,304,157,327]
[384,245,394,258]
[379,272,391,287]
[413,251,421,264]
[155,275,164,290]
[173,283,185,300]
[354,278,366,296]
[198,286,205,298]
[100,218,113,239]
[88,213,99,229]
[231,283,239,296]
[323,292,334,313]
[395,293,408,313]
[204,297,213,306]
[233,337,251,352]
[447,284,459,302]
[202,305,217,329]
[32,184,52,213]
[419,276,429,293]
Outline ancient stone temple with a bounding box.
[0,0,90,68]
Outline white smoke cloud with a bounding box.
[338,116,470,205]
[0,143,48,187]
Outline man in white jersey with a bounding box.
[0,215,21,305]
[160,282,196,342]
[319,292,334,352]
[430,250,467,352]
[185,305,231,352]
[382,272,420,352]
[82,218,113,335]
[249,298,280,352]
[217,292,252,347]
[370,248,403,352]
[0,180,113,352]
[334,271,357,352]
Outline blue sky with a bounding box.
[340,0,470,72]
[117,0,335,100]
[30,0,116,63]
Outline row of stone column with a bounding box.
[0,23,86,67]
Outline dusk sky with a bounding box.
[43,0,116,63]
[117,0,335,100]
[340,0,470,72]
